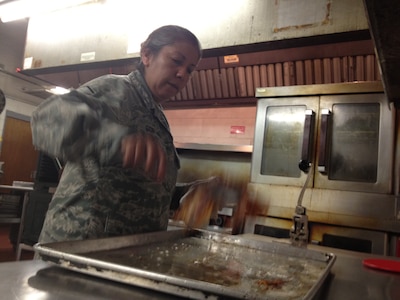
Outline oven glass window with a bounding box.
[330,103,379,182]
[260,105,306,177]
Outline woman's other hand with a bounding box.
[121,134,166,182]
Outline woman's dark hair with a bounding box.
[137,25,202,72]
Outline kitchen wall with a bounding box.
[0,18,40,146]
[0,19,27,73]
[0,18,44,106]
[165,106,256,146]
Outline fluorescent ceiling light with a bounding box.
[0,0,96,23]
[46,86,70,95]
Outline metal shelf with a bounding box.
[0,185,33,260]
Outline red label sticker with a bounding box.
[230,126,245,134]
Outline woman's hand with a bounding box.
[121,133,166,182]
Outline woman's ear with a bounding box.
[140,47,152,66]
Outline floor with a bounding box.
[0,224,34,262]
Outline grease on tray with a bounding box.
[85,237,327,299]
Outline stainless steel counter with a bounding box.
[1,235,399,300]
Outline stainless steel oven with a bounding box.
[246,82,399,256]
[251,82,394,193]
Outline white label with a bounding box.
[23,57,33,69]
[80,51,96,62]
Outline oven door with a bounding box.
[250,96,319,187]
[313,93,394,193]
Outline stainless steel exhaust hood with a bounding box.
[14,0,400,109]
[364,0,400,106]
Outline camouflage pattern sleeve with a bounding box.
[31,89,129,165]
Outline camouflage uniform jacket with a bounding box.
[31,70,180,243]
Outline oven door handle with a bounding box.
[318,109,331,174]
[299,109,315,173]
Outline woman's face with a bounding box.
[141,41,200,102]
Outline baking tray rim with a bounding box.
[34,229,336,300]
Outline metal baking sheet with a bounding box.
[34,229,336,300]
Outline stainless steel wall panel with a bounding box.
[23,0,369,70]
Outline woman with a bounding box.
[31,25,202,243]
